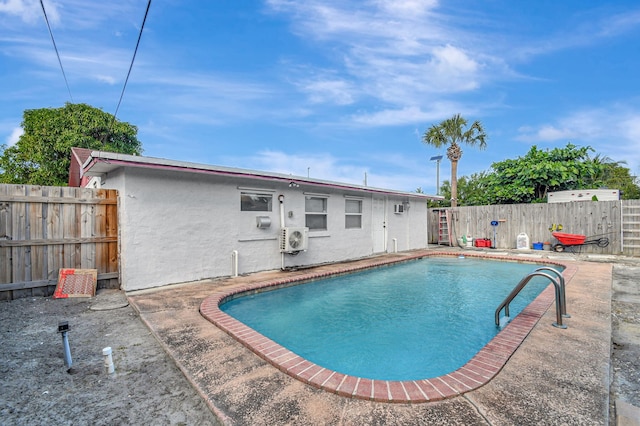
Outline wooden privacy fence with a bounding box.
[429,200,640,257]
[0,184,118,300]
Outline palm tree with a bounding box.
[422,114,487,207]
[589,153,626,186]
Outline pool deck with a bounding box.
[128,249,613,425]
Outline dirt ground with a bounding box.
[1,260,639,426]
[0,291,220,426]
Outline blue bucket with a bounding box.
[532,242,543,250]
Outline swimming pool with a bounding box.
[221,257,555,380]
[200,252,570,403]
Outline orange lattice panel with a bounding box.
[53,269,98,298]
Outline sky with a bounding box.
[1,0,640,194]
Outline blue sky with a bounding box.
[1,0,639,193]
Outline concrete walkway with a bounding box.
[128,250,613,425]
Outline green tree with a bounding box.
[436,143,638,205]
[0,103,142,186]
[422,114,487,207]
[437,172,494,207]
[601,164,640,199]
[585,154,640,199]
[457,143,601,205]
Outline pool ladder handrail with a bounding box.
[495,267,569,329]
[534,267,569,318]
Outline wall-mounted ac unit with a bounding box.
[280,227,309,253]
[394,204,405,214]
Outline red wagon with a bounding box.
[551,232,609,252]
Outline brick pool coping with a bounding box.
[199,252,576,403]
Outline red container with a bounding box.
[552,232,586,245]
[474,238,492,247]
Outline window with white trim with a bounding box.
[305,196,327,230]
[240,192,273,211]
[345,199,362,229]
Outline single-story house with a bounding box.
[70,148,442,292]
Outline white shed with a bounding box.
[74,150,442,291]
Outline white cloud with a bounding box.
[515,105,640,171]
[432,44,478,74]
[516,125,575,142]
[350,106,440,126]
[245,150,366,184]
[350,101,479,127]
[512,9,640,61]
[265,0,500,120]
[516,108,618,142]
[95,74,117,85]
[300,78,355,105]
[0,0,58,24]
[621,115,640,142]
[375,0,439,19]
[6,126,23,147]
[220,149,429,191]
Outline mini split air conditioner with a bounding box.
[394,204,405,214]
[280,227,309,253]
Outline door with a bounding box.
[372,197,386,253]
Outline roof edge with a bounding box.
[83,151,444,200]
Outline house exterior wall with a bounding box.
[102,167,428,291]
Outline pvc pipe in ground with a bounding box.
[231,250,239,277]
[102,347,115,374]
[61,331,72,370]
[392,238,397,253]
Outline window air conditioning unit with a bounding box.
[394,204,405,214]
[280,227,309,253]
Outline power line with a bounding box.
[112,0,152,123]
[39,0,73,102]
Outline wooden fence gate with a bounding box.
[0,184,119,301]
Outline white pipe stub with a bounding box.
[102,346,115,374]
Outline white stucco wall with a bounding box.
[102,166,429,291]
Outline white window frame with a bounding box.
[305,195,328,230]
[345,198,362,229]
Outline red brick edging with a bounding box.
[200,252,575,403]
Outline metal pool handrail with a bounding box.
[495,269,567,329]
[532,266,569,318]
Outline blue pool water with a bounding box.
[221,257,558,381]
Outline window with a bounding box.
[345,199,362,229]
[240,192,272,211]
[305,196,327,230]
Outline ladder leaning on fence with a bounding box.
[438,209,452,246]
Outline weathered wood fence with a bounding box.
[0,184,119,300]
[429,200,640,257]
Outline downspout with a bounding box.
[279,194,285,270]
[426,204,430,249]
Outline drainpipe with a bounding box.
[279,195,285,270]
